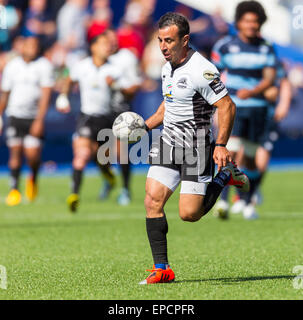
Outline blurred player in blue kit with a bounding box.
[211,1,289,219]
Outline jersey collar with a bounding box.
[170,48,195,77]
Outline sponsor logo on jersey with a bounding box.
[203,70,219,81]
[209,78,226,95]
[176,77,188,89]
[165,84,173,102]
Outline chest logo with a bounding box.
[176,77,188,89]
[165,84,173,102]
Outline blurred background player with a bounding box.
[98,28,142,205]
[56,31,121,213]
[229,60,292,211]
[211,1,278,220]
[0,36,54,206]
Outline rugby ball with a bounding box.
[112,112,147,143]
[0,115,3,133]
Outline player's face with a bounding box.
[237,12,261,39]
[158,25,188,65]
[91,35,112,60]
[22,37,40,61]
[106,30,119,54]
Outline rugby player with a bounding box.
[99,29,142,205]
[56,32,121,212]
[139,12,250,284]
[211,1,277,219]
[0,36,54,206]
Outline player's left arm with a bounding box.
[145,100,165,130]
[274,77,292,122]
[213,95,235,171]
[30,86,52,138]
[30,62,54,138]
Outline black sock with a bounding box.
[97,163,115,186]
[203,171,231,215]
[220,185,230,202]
[120,164,130,190]
[72,169,83,194]
[31,161,40,183]
[10,168,21,190]
[146,216,168,265]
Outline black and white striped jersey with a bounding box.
[161,49,228,148]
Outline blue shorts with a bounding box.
[231,107,268,144]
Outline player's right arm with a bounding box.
[144,100,165,130]
[0,61,13,135]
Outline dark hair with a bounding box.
[235,1,267,26]
[89,31,108,47]
[158,12,190,38]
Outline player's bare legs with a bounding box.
[145,178,173,218]
[6,145,23,206]
[179,194,204,222]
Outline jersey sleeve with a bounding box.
[1,61,14,92]
[211,38,227,72]
[193,63,229,106]
[40,61,55,88]
[69,63,80,82]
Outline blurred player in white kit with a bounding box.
[0,36,54,206]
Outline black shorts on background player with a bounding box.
[75,112,113,143]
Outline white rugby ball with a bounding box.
[112,112,147,143]
[0,116,3,133]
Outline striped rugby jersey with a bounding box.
[211,35,277,109]
[161,49,228,148]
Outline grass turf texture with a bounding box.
[0,171,302,300]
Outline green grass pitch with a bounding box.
[0,170,303,300]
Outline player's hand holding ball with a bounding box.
[56,93,71,113]
[112,112,148,144]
